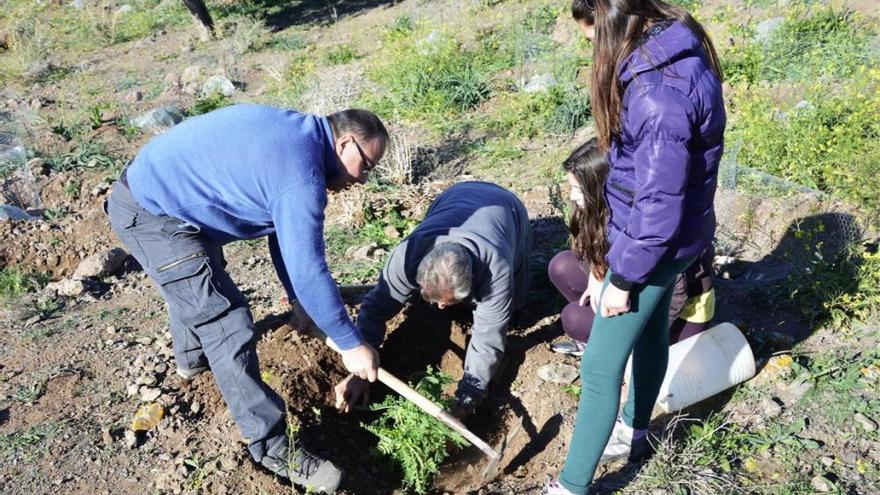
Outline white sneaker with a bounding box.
[599,417,651,465]
[542,476,577,495]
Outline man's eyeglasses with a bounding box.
[353,140,378,172]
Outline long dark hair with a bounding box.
[571,0,723,152]
[563,138,609,279]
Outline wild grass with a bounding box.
[722,6,874,84]
[729,70,880,213]
[0,0,190,83]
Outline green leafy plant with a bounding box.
[189,94,231,116]
[324,43,360,65]
[363,368,467,494]
[183,456,209,490]
[562,383,581,399]
[779,220,880,328]
[0,267,45,302]
[47,141,121,172]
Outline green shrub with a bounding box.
[483,84,591,138]
[110,2,190,43]
[363,368,467,494]
[324,43,360,65]
[786,235,880,329]
[0,267,45,303]
[730,73,880,212]
[269,51,317,107]
[722,7,873,84]
[189,94,231,116]
[521,3,561,35]
[548,87,592,133]
[385,15,415,40]
[363,29,492,127]
[324,192,418,284]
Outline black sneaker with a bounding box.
[261,444,342,494]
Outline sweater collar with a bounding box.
[319,115,341,182]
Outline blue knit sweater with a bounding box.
[127,104,363,350]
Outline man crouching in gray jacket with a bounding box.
[333,181,531,420]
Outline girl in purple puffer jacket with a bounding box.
[544,1,725,494]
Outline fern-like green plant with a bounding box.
[363,367,467,494]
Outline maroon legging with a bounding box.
[548,250,707,345]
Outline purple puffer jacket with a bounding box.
[605,21,726,290]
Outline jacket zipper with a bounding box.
[157,250,206,273]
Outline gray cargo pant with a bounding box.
[106,180,286,462]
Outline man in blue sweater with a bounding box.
[106,104,387,493]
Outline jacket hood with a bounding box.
[617,21,703,88]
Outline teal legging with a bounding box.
[559,258,693,494]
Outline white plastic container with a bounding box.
[623,322,756,412]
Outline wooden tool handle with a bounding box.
[377,368,442,416]
[377,369,498,461]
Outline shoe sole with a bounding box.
[598,442,653,466]
[549,346,584,357]
[176,366,208,380]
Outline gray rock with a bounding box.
[181,65,203,86]
[795,100,813,112]
[46,278,86,297]
[69,0,86,10]
[346,242,378,261]
[140,387,162,402]
[73,247,128,280]
[219,455,239,471]
[101,427,114,446]
[537,363,579,384]
[115,4,133,15]
[854,413,877,432]
[132,106,185,134]
[0,204,39,221]
[137,374,158,386]
[760,397,783,418]
[90,182,110,197]
[755,17,784,44]
[201,75,235,97]
[124,429,138,449]
[776,379,811,406]
[523,73,556,93]
[0,133,26,168]
[810,475,832,493]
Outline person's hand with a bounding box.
[581,270,603,312]
[451,404,473,423]
[341,343,379,382]
[334,374,370,413]
[599,284,630,318]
